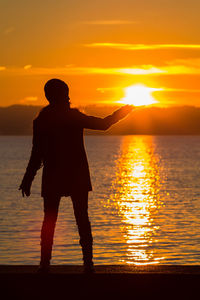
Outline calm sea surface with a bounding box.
[0,135,200,265]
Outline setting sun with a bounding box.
[121,84,162,106]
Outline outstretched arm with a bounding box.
[19,120,43,197]
[78,105,134,130]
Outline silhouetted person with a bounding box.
[19,78,133,273]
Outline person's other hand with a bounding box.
[19,182,31,197]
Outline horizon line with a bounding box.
[1,104,200,109]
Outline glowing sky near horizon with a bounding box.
[1,0,200,107]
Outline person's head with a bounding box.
[44,78,70,105]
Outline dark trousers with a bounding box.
[40,191,93,264]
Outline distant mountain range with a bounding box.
[0,104,200,135]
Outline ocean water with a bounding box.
[0,135,200,265]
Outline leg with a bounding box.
[71,191,93,268]
[40,195,61,267]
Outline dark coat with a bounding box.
[21,105,128,197]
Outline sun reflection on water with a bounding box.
[108,136,165,265]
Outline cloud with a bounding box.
[85,43,200,51]
[20,96,38,104]
[166,58,200,67]
[3,58,200,76]
[117,66,165,75]
[97,86,200,95]
[162,58,200,75]
[81,20,137,25]
[25,96,38,101]
[0,66,6,71]
[24,65,32,70]
[27,65,165,75]
[3,65,163,76]
[162,88,200,93]
[162,65,200,75]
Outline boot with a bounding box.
[37,261,50,274]
[81,242,94,273]
[84,261,94,274]
[37,241,52,273]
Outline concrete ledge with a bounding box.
[1,264,200,274]
[1,265,199,299]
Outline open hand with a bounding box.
[115,105,134,119]
[19,183,31,197]
[123,104,134,113]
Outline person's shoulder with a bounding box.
[70,108,81,114]
[33,105,51,125]
[69,108,85,117]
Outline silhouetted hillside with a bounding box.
[106,106,200,135]
[0,104,200,135]
[0,105,41,135]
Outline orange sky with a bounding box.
[1,0,200,107]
